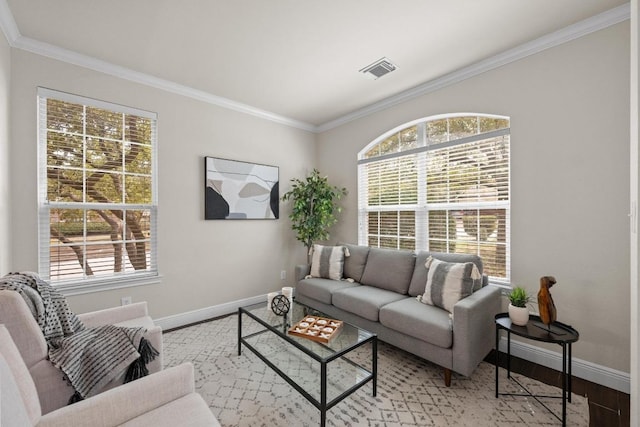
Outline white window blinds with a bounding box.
[358,115,510,281]
[37,88,158,289]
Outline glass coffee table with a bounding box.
[238,300,377,427]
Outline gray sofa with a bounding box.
[295,244,501,386]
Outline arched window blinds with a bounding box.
[357,114,510,281]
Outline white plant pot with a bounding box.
[508,303,529,326]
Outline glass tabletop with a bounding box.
[240,300,375,361]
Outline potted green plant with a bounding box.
[507,286,530,326]
[281,169,347,259]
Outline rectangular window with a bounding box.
[37,88,158,291]
[358,116,510,282]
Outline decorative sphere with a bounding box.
[271,295,291,316]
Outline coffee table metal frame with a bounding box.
[494,313,579,426]
[238,301,377,427]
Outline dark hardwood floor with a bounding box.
[487,351,629,426]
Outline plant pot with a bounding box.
[508,303,529,326]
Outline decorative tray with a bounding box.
[287,316,343,343]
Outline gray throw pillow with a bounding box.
[418,256,481,313]
[309,244,345,280]
[408,251,484,296]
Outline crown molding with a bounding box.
[0,0,19,44]
[316,2,631,133]
[0,0,317,133]
[11,36,318,132]
[0,0,630,134]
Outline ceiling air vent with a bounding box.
[359,57,397,80]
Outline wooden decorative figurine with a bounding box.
[537,276,557,329]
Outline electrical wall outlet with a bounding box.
[121,296,132,306]
[281,270,286,281]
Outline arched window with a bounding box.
[357,114,510,281]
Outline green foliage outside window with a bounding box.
[45,97,154,280]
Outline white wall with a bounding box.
[630,0,638,422]
[0,35,9,274]
[317,22,631,374]
[9,49,315,318]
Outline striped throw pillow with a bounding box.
[418,256,481,313]
[309,245,345,280]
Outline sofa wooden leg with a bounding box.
[444,368,452,387]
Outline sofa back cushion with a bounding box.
[408,251,484,297]
[340,243,370,282]
[359,247,416,294]
[0,291,49,368]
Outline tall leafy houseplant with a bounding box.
[281,169,347,256]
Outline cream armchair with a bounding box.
[0,324,219,426]
[0,290,163,414]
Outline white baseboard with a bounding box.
[155,296,631,394]
[498,337,630,394]
[154,294,265,331]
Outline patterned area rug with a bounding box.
[163,314,589,426]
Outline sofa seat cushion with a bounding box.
[332,286,407,322]
[30,358,75,414]
[359,247,416,294]
[120,393,220,427]
[379,298,453,349]
[296,278,359,305]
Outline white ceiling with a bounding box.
[2,0,630,130]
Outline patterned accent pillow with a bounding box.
[309,244,346,280]
[418,256,481,313]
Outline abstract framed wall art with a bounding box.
[204,156,279,220]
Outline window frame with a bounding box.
[37,87,160,295]
[357,113,510,284]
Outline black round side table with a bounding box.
[494,313,579,426]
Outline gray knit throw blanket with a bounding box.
[0,272,158,401]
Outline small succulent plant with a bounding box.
[508,286,530,308]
